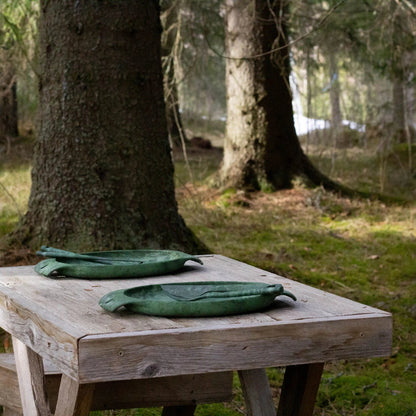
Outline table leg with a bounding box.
[277,362,324,416]
[238,369,276,416]
[161,405,196,416]
[12,336,51,416]
[54,374,95,416]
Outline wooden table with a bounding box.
[0,255,392,416]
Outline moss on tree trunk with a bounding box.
[7,0,205,253]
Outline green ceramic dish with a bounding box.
[34,249,203,279]
[99,281,296,317]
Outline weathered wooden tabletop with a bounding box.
[0,255,392,385]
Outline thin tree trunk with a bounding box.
[165,59,187,148]
[161,0,188,148]
[390,0,412,172]
[0,62,18,146]
[328,50,342,172]
[305,44,312,154]
[392,75,411,145]
[6,0,204,253]
[328,51,342,131]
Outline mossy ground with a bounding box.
[1,138,415,415]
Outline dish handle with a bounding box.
[99,290,136,312]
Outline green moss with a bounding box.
[318,368,416,416]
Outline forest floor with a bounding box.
[0,133,416,415]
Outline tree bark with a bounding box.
[221,0,303,190]
[7,0,204,253]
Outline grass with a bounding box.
[0,165,30,234]
[174,141,416,415]
[1,136,416,415]
[0,136,33,235]
[305,138,416,199]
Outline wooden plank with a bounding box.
[12,337,51,416]
[2,408,22,416]
[0,354,23,411]
[78,314,392,383]
[54,375,94,416]
[0,259,388,337]
[0,353,61,413]
[277,363,324,416]
[0,353,232,412]
[0,266,182,336]
[90,371,233,409]
[238,369,275,416]
[0,285,81,379]
[0,349,59,374]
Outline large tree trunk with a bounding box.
[220,0,303,190]
[7,0,203,253]
[219,0,367,199]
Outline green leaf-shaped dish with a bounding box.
[99,281,296,317]
[34,250,203,279]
